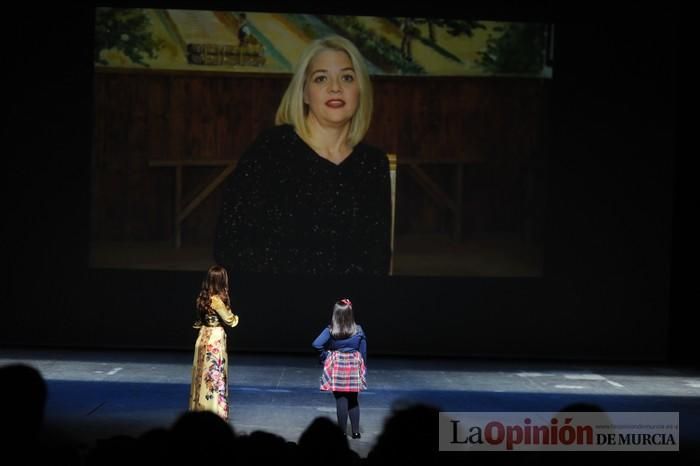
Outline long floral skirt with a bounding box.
[189,326,229,420]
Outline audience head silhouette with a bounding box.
[368,403,441,465]
[298,416,355,465]
[0,364,47,444]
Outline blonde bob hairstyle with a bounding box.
[275,35,373,148]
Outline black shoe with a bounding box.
[351,432,361,439]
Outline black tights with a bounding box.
[333,391,360,434]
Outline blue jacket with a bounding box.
[312,325,367,364]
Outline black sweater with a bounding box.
[214,124,391,276]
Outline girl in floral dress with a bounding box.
[189,265,239,420]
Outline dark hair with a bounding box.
[330,298,357,339]
[196,265,230,319]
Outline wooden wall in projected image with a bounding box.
[91,70,549,277]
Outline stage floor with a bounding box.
[2,348,698,458]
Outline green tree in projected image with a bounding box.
[95,8,162,66]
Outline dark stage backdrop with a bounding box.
[3,3,681,363]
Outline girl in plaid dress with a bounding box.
[312,298,367,439]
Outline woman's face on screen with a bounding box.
[303,49,359,127]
